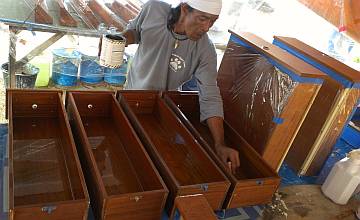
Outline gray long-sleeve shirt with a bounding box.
[125,0,223,122]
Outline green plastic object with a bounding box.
[30,56,50,87]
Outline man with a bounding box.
[122,0,240,172]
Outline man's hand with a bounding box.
[215,144,240,174]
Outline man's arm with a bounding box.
[207,116,240,173]
[122,29,136,46]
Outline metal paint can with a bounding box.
[100,34,126,68]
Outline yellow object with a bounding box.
[30,56,50,87]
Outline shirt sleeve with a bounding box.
[125,1,152,44]
[194,42,224,122]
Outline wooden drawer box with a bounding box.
[117,91,230,213]
[164,91,280,209]
[7,89,89,220]
[66,91,168,220]
[172,194,217,220]
[273,36,360,175]
[217,31,326,171]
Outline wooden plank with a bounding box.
[88,0,125,31]
[109,1,137,23]
[285,77,341,172]
[125,0,141,12]
[8,27,17,89]
[118,91,230,213]
[69,0,100,29]
[67,91,168,220]
[35,0,53,24]
[14,33,65,71]
[298,0,360,45]
[8,90,89,220]
[273,36,360,83]
[229,31,325,79]
[262,83,321,170]
[163,92,280,209]
[56,0,78,27]
[173,195,217,220]
[218,32,324,171]
[303,88,360,175]
[353,0,360,24]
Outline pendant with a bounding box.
[174,40,179,49]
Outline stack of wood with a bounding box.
[33,0,141,30]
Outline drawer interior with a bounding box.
[71,92,164,196]
[10,91,85,206]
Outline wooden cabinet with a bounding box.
[172,194,217,220]
[273,36,360,175]
[117,91,230,215]
[164,91,280,209]
[217,31,326,171]
[7,89,89,220]
[66,91,168,220]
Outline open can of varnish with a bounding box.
[100,34,126,68]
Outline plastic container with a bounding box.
[104,61,127,85]
[321,149,360,205]
[51,48,80,87]
[78,47,104,84]
[1,63,39,88]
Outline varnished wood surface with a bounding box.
[35,0,53,24]
[82,116,144,195]
[274,36,360,83]
[56,0,78,27]
[13,118,73,205]
[109,1,137,23]
[217,40,293,154]
[88,0,124,31]
[118,91,230,212]
[261,83,320,170]
[218,34,323,170]
[136,113,224,185]
[174,195,217,220]
[163,92,280,209]
[285,78,342,173]
[306,89,360,175]
[275,36,360,175]
[229,31,325,79]
[69,0,100,29]
[68,91,168,220]
[8,90,89,220]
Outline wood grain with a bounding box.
[163,91,280,209]
[56,0,78,27]
[173,195,217,220]
[67,91,167,220]
[218,32,323,171]
[8,90,88,220]
[118,91,230,213]
[274,36,360,83]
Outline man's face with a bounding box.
[181,5,219,41]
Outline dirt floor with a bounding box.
[262,185,359,220]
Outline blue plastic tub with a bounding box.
[51,48,80,86]
[79,50,104,84]
[104,62,127,85]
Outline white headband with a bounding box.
[182,0,222,16]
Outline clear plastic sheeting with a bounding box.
[0,0,142,88]
[0,0,142,33]
[218,40,297,154]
